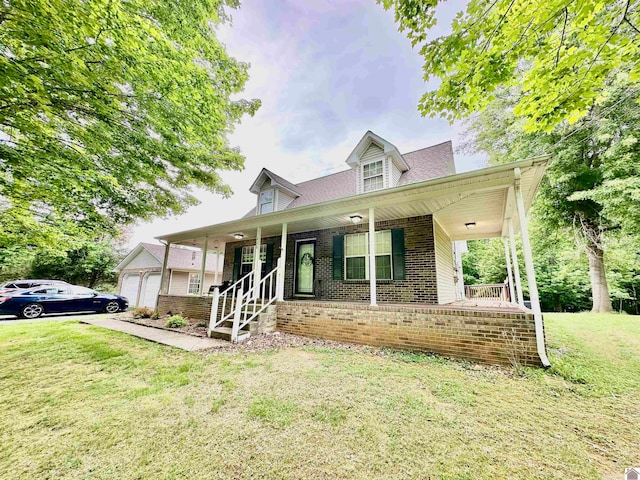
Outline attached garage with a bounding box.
[121,274,140,305]
[140,273,161,308]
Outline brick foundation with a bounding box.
[275,301,543,367]
[157,294,213,320]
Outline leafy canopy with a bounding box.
[380,0,640,130]
[0,0,259,243]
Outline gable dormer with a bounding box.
[346,131,410,194]
[249,168,300,215]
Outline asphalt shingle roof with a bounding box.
[244,140,455,216]
[141,243,219,271]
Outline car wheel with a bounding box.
[104,301,121,314]
[20,303,44,319]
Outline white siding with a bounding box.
[168,271,189,295]
[434,220,457,304]
[124,249,162,270]
[276,190,295,211]
[361,143,384,162]
[391,162,402,187]
[168,271,216,295]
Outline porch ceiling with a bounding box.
[159,157,548,248]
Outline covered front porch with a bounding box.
[156,158,550,366]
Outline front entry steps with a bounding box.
[208,305,277,342]
[209,319,251,342]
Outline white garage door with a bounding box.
[121,275,140,306]
[141,273,161,308]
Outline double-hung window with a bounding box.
[344,230,392,280]
[240,244,267,276]
[259,190,274,214]
[188,273,201,294]
[363,160,384,192]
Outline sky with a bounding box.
[128,0,484,248]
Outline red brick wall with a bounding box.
[276,301,543,367]
[222,215,438,304]
[157,294,213,320]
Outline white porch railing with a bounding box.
[208,259,280,341]
[464,283,510,301]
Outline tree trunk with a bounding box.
[586,242,613,313]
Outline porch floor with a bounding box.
[282,298,527,313]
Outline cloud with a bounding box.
[129,0,485,247]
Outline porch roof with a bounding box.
[157,157,548,248]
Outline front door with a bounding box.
[295,241,315,295]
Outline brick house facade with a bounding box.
[222,215,439,304]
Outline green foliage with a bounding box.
[29,239,120,288]
[165,315,187,328]
[0,0,259,246]
[380,0,640,131]
[150,310,160,320]
[133,307,153,319]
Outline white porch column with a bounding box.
[199,236,208,296]
[507,218,525,306]
[368,207,377,306]
[159,241,171,296]
[253,227,262,299]
[277,223,288,301]
[514,167,550,367]
[503,236,516,303]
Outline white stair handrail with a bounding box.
[230,260,280,342]
[208,270,254,336]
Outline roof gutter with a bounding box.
[157,155,549,243]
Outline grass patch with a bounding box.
[247,395,298,427]
[0,313,638,479]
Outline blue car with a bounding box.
[0,284,129,319]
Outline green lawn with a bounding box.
[0,313,638,479]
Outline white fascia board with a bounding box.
[157,157,548,244]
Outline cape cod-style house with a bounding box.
[156,131,550,367]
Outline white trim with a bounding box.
[293,239,316,296]
[167,270,174,295]
[507,218,525,306]
[187,272,201,295]
[503,236,516,303]
[158,156,549,245]
[277,223,288,300]
[514,167,550,367]
[368,208,377,306]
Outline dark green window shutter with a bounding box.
[265,243,274,272]
[232,247,242,281]
[391,228,405,280]
[332,235,344,280]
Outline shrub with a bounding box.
[133,307,153,319]
[165,315,188,328]
[150,310,160,320]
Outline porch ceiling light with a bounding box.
[350,214,363,224]
[465,222,477,230]
[233,233,244,240]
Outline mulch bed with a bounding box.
[123,313,208,337]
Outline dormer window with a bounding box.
[363,160,384,192]
[259,189,274,214]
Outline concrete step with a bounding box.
[209,326,250,342]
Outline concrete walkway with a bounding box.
[80,317,228,351]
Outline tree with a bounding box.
[461,81,640,312]
[0,0,259,246]
[380,0,640,131]
[30,239,121,289]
